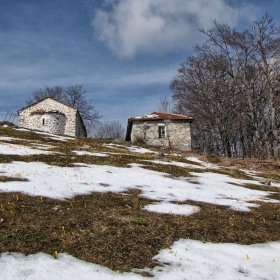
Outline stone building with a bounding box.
[125,111,193,151]
[17,97,87,137]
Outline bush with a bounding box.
[134,134,145,144]
[206,154,221,163]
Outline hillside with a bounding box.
[0,124,280,279]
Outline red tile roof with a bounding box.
[129,111,193,121]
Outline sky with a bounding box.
[1,0,280,129]
[0,127,280,279]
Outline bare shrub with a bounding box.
[206,154,221,164]
[90,120,125,140]
[134,134,145,144]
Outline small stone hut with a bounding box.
[17,97,87,137]
[125,111,193,151]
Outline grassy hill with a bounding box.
[0,124,279,275]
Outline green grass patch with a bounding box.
[131,217,148,226]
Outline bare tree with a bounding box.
[26,86,64,105]
[196,22,266,157]
[171,14,280,159]
[249,13,280,160]
[27,84,101,131]
[171,49,241,157]
[91,120,125,139]
[64,84,101,124]
[158,94,171,112]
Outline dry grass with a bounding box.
[218,157,280,184]
[0,175,28,182]
[0,125,280,273]
[1,191,279,272]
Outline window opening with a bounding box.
[158,126,165,138]
[42,118,45,125]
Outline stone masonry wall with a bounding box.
[18,98,86,137]
[130,120,192,151]
[29,112,66,135]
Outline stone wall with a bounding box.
[29,112,66,135]
[18,98,86,137]
[131,120,192,151]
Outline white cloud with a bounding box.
[106,66,176,87]
[92,0,256,58]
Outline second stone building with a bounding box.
[125,111,193,151]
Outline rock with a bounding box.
[153,152,166,160]
[260,179,272,186]
[81,145,90,149]
[153,152,170,162]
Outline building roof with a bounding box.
[125,111,193,141]
[17,96,87,137]
[17,96,76,113]
[128,111,194,121]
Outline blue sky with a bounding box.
[1,0,280,128]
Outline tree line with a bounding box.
[171,13,280,160]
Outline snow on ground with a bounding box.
[143,159,203,169]
[186,156,220,169]
[143,201,200,215]
[0,142,54,155]
[0,161,277,211]
[104,143,155,154]
[31,143,57,150]
[0,136,280,279]
[189,171,279,211]
[73,150,108,157]
[186,156,203,163]
[0,136,27,141]
[150,239,280,280]
[127,146,156,154]
[0,136,56,151]
[1,240,279,280]
[34,131,74,141]
[13,128,30,132]
[13,128,74,141]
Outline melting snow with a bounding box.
[0,142,53,155]
[0,136,279,279]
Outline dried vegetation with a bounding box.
[0,126,280,273]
